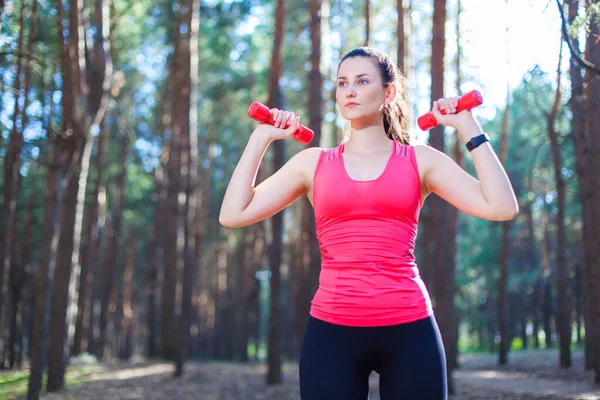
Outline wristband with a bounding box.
[465,133,490,152]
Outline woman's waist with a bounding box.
[311,267,432,326]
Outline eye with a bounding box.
[337,81,347,87]
[358,79,369,84]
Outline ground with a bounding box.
[17,349,600,399]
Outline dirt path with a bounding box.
[18,349,599,400]
[454,370,600,399]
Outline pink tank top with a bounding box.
[310,140,433,327]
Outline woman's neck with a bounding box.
[343,121,392,155]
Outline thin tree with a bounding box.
[445,0,462,373]
[69,0,112,356]
[46,0,88,390]
[583,0,600,381]
[428,0,453,394]
[364,0,370,46]
[547,40,570,368]
[175,0,200,377]
[266,0,287,385]
[0,0,31,366]
[297,0,323,352]
[396,0,406,73]
[564,0,593,370]
[27,65,61,400]
[497,0,511,366]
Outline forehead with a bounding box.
[337,56,379,78]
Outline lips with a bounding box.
[345,102,359,108]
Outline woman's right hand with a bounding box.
[253,108,300,142]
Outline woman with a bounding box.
[219,47,518,400]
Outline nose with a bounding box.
[345,84,356,98]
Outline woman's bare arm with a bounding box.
[219,110,320,228]
[417,98,519,221]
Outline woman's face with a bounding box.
[336,56,389,122]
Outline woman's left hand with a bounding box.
[431,96,478,134]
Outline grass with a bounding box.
[0,365,101,400]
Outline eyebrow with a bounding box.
[337,73,372,80]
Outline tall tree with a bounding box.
[583,0,600,382]
[364,0,370,46]
[547,41,570,368]
[162,2,186,360]
[0,0,32,366]
[497,0,511,366]
[46,0,88,390]
[428,0,453,394]
[70,0,112,356]
[175,0,200,377]
[266,0,287,385]
[296,0,323,352]
[27,62,62,399]
[564,0,593,370]
[396,0,406,73]
[445,0,462,373]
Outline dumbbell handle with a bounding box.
[248,102,314,145]
[417,90,483,131]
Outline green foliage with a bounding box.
[455,62,575,342]
[0,365,100,400]
[568,2,600,39]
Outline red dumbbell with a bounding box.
[248,102,314,145]
[417,90,483,131]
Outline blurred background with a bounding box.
[1,0,600,398]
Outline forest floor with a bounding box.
[13,349,600,400]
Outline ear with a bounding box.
[385,83,397,106]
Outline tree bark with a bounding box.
[0,0,32,367]
[364,0,370,46]
[396,0,406,73]
[162,16,185,361]
[547,42,570,367]
[266,0,287,385]
[429,0,452,393]
[175,0,199,377]
[27,66,62,399]
[71,0,111,356]
[583,1,600,382]
[296,0,323,354]
[46,0,86,390]
[565,0,594,370]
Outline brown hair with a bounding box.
[338,47,410,145]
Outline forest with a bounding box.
[1,0,600,399]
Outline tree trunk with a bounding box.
[296,0,323,354]
[583,1,600,382]
[429,0,452,393]
[444,0,463,372]
[565,0,593,370]
[266,0,287,385]
[547,43,570,367]
[396,0,406,72]
[162,23,184,362]
[72,0,111,356]
[175,0,199,376]
[109,135,129,358]
[364,0,370,46]
[46,0,86,390]
[118,234,136,360]
[146,173,163,359]
[1,0,32,367]
[497,0,512,365]
[27,69,62,399]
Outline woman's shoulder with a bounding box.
[288,146,326,180]
[411,144,446,176]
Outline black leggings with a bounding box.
[299,315,447,400]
